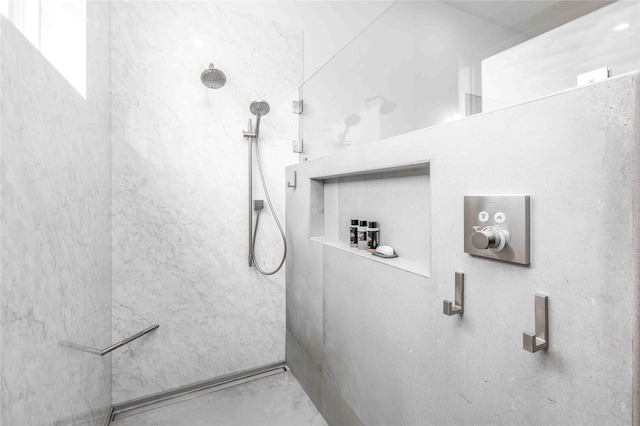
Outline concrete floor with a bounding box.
[110,371,327,426]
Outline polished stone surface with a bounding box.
[0,2,112,424]
[110,371,326,426]
[286,73,639,425]
[110,1,302,403]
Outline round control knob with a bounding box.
[471,229,500,250]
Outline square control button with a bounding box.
[494,212,506,223]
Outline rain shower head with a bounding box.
[250,100,270,116]
[201,63,226,89]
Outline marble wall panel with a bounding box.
[110,1,301,403]
[0,1,112,424]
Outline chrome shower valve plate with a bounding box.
[464,195,530,265]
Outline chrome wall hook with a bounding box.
[287,170,297,189]
[443,272,464,316]
[523,294,548,353]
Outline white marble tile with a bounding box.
[110,1,302,403]
[0,2,112,424]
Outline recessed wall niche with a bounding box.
[310,162,430,277]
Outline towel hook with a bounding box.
[443,272,464,316]
[523,294,548,353]
[287,170,297,189]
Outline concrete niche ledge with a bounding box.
[308,160,431,278]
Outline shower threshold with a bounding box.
[109,361,288,423]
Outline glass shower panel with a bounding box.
[300,0,640,161]
[299,3,414,160]
[299,1,527,160]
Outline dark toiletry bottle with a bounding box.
[367,221,379,250]
[350,219,358,248]
[357,220,368,250]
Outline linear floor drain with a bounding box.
[111,362,288,422]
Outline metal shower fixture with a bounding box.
[242,100,287,276]
[247,100,270,139]
[250,100,270,116]
[200,63,226,89]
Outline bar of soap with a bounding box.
[376,245,394,256]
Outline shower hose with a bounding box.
[251,136,287,275]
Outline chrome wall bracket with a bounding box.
[292,100,303,114]
[293,139,304,153]
[523,294,548,353]
[443,272,464,316]
[243,118,257,139]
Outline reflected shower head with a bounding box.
[379,100,397,115]
[340,114,362,145]
[345,114,361,127]
[201,63,226,89]
[365,95,397,115]
[250,100,270,116]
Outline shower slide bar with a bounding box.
[59,324,159,356]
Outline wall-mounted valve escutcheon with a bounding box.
[464,195,530,265]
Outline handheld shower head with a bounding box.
[250,100,270,116]
[201,63,226,89]
[249,100,270,138]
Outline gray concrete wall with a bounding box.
[286,160,325,412]
[286,73,640,425]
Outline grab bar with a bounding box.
[59,324,159,356]
[101,324,159,356]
